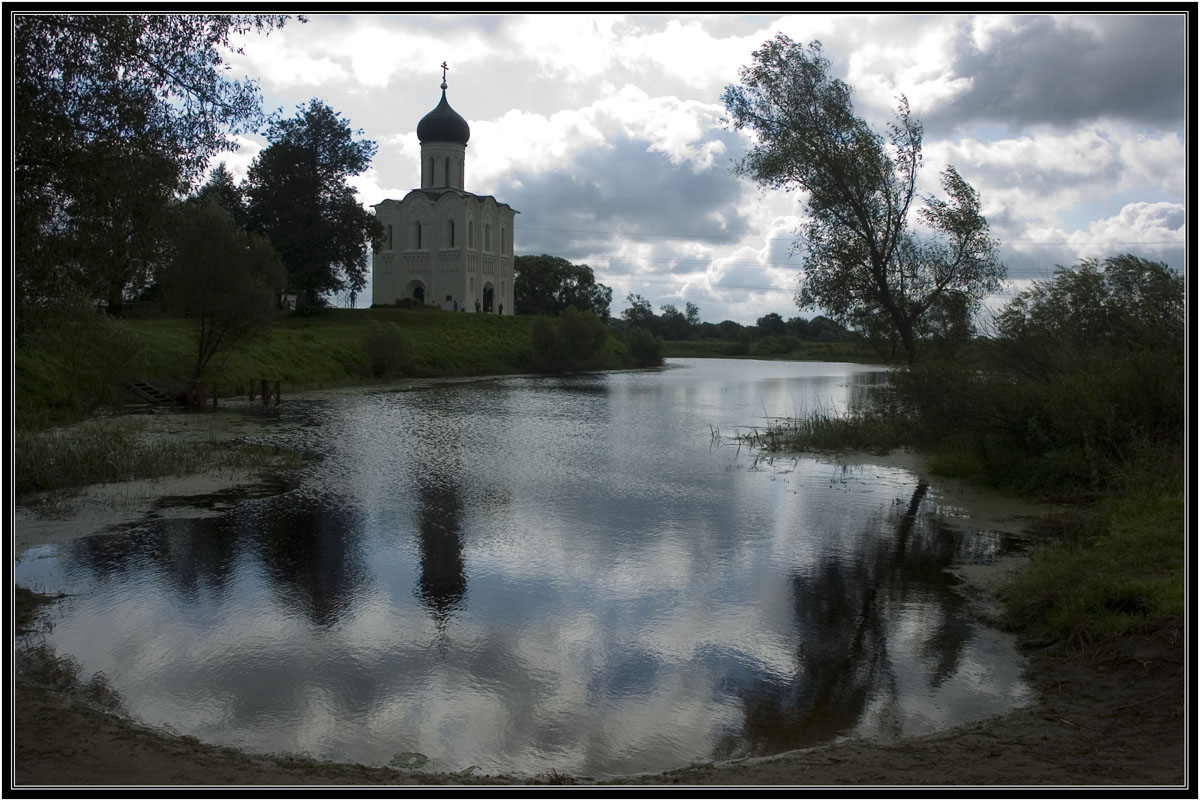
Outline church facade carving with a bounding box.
[372,70,517,314]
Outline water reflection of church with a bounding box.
[415,470,468,625]
[371,65,518,315]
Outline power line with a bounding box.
[522,195,1185,208]
[521,226,751,242]
[603,277,797,294]
[518,225,1185,248]
[520,239,1185,273]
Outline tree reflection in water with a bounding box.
[719,481,995,759]
[253,501,367,628]
[69,517,241,605]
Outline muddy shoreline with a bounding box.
[11,399,1188,789]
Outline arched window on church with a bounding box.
[485,224,491,252]
[385,224,393,250]
[445,157,451,187]
[500,226,506,255]
[414,222,422,249]
[448,219,455,248]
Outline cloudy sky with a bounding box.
[219,12,1187,325]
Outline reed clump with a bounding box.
[15,417,309,497]
[739,406,909,454]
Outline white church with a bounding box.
[371,70,518,314]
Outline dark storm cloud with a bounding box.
[509,132,751,262]
[966,153,1124,201]
[926,15,1186,132]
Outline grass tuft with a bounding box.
[999,483,1184,646]
[739,406,911,454]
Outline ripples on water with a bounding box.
[15,359,1029,778]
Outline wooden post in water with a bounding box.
[185,379,215,411]
[250,378,281,407]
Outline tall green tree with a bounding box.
[658,304,691,340]
[513,255,613,320]
[755,312,787,338]
[13,13,293,317]
[195,163,250,229]
[244,99,382,311]
[722,35,1004,363]
[621,293,656,329]
[159,196,284,379]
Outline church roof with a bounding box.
[400,187,518,212]
[417,90,470,145]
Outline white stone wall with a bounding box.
[372,191,515,314]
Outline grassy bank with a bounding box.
[132,307,542,398]
[16,307,663,430]
[661,337,883,363]
[1000,474,1184,646]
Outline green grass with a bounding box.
[126,307,543,399]
[999,481,1184,646]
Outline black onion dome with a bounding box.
[417,90,470,144]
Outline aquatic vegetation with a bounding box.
[738,406,909,454]
[14,417,310,496]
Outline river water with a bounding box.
[15,358,1031,778]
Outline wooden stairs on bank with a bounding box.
[128,380,175,405]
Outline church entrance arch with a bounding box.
[482,282,494,313]
[406,280,426,304]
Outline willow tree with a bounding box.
[722,35,1004,362]
[160,197,284,380]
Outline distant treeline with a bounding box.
[611,305,853,347]
[513,254,853,347]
